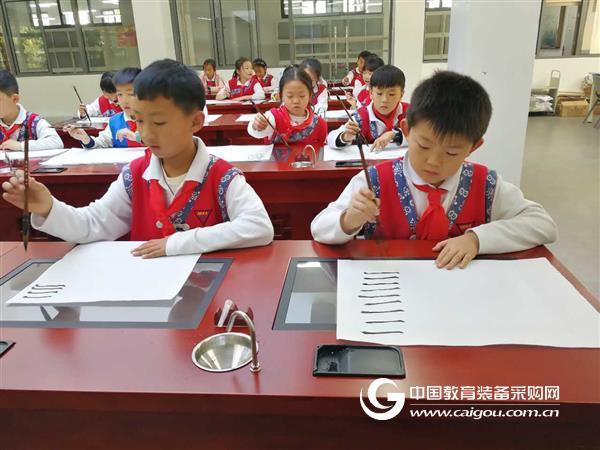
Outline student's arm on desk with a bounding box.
[165,175,274,255]
[247,110,274,139]
[251,83,266,101]
[31,172,132,243]
[28,119,64,151]
[311,171,368,244]
[469,174,558,254]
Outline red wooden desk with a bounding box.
[0,241,598,449]
[0,145,360,241]
[207,99,350,115]
[201,113,345,145]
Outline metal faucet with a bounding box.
[227,310,260,373]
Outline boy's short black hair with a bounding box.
[370,65,405,89]
[134,58,205,113]
[202,58,216,69]
[252,58,267,68]
[0,70,19,95]
[364,55,384,73]
[112,67,142,86]
[407,70,492,143]
[99,71,117,93]
[300,58,322,79]
[358,50,372,60]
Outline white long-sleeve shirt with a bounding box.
[32,137,274,256]
[0,105,63,151]
[326,101,406,149]
[313,82,329,116]
[246,109,309,140]
[217,78,266,101]
[311,154,558,255]
[77,96,120,118]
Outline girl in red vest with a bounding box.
[328,65,409,153]
[200,58,225,94]
[216,57,265,101]
[3,59,274,258]
[300,58,328,115]
[252,58,276,91]
[78,71,123,119]
[247,66,327,147]
[342,50,372,88]
[312,71,557,270]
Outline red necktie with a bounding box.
[0,123,22,144]
[127,120,137,132]
[414,184,449,241]
[148,179,198,237]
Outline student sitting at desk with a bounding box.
[77,71,122,119]
[342,50,372,88]
[347,55,384,109]
[300,58,328,116]
[327,65,409,152]
[247,66,327,147]
[252,58,277,91]
[2,59,274,257]
[0,70,63,152]
[64,67,144,148]
[311,71,558,269]
[200,58,225,94]
[216,57,265,101]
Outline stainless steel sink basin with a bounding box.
[191,310,260,373]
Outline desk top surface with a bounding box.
[1,240,598,409]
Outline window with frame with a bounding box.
[536,0,600,57]
[423,0,451,62]
[172,0,392,80]
[1,0,140,75]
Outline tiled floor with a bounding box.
[522,116,599,297]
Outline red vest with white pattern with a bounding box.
[354,102,410,143]
[267,105,327,146]
[228,77,260,99]
[124,149,241,240]
[98,96,122,117]
[364,157,497,240]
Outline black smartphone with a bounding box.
[0,341,15,358]
[313,344,405,378]
[335,160,363,167]
[32,167,67,174]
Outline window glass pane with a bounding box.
[39,1,84,73]
[5,0,49,72]
[78,0,140,71]
[257,0,291,66]
[0,8,10,69]
[175,0,215,67]
[218,0,255,65]
[423,5,451,61]
[537,2,580,57]
[579,0,600,54]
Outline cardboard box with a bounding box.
[556,100,590,117]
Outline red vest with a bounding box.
[257,74,274,88]
[267,105,327,146]
[357,88,371,107]
[206,78,216,88]
[98,96,122,117]
[354,102,410,143]
[310,83,327,106]
[228,77,259,99]
[364,158,496,240]
[0,112,40,144]
[125,149,241,240]
[352,68,365,86]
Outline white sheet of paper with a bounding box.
[206,144,273,162]
[325,110,354,120]
[6,242,200,306]
[77,117,110,124]
[235,114,256,122]
[40,147,146,166]
[323,143,407,161]
[205,114,221,123]
[206,99,266,105]
[1,148,67,161]
[337,258,600,348]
